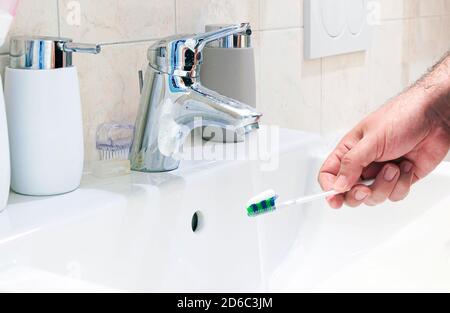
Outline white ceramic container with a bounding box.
[4,67,84,196]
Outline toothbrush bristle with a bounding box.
[247,196,278,217]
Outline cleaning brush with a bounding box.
[92,123,135,178]
[96,122,135,161]
[246,180,375,217]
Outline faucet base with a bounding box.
[131,167,179,174]
[130,155,181,173]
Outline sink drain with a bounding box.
[191,211,204,233]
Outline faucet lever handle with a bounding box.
[185,23,252,52]
[148,23,252,78]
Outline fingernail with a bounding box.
[402,162,413,173]
[384,166,398,182]
[334,175,349,191]
[355,190,369,201]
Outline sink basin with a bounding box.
[0,128,449,292]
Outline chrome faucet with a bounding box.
[130,23,262,173]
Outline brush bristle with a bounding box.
[246,190,278,217]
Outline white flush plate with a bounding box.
[304,0,372,59]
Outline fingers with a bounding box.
[364,163,400,206]
[334,135,379,193]
[327,194,345,209]
[318,130,400,209]
[318,172,337,192]
[341,162,415,208]
[318,131,366,209]
[319,172,344,209]
[389,161,414,202]
[361,163,384,180]
[345,185,372,207]
[318,138,354,191]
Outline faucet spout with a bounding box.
[130,70,261,173]
[130,24,262,173]
[186,84,261,128]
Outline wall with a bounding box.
[0,0,449,163]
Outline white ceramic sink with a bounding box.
[0,128,449,292]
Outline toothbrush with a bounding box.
[246,180,375,217]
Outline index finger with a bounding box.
[318,151,347,209]
[318,153,341,191]
[318,130,363,191]
[318,138,353,191]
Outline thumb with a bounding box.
[335,135,378,192]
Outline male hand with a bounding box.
[318,85,450,209]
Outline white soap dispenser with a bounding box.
[0,0,19,212]
[4,37,101,196]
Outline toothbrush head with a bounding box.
[246,190,279,217]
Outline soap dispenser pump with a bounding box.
[0,0,19,212]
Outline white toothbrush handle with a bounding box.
[277,179,375,209]
[278,190,336,208]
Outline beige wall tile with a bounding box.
[73,42,150,162]
[418,0,449,17]
[376,0,419,20]
[442,15,450,49]
[367,20,406,113]
[321,52,370,134]
[445,0,450,15]
[59,0,175,43]
[0,0,59,54]
[258,29,321,132]
[378,0,406,20]
[260,0,303,30]
[403,16,450,85]
[403,0,421,18]
[176,0,260,33]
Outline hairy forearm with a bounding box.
[414,52,450,134]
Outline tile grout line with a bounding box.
[258,26,304,32]
[257,0,262,111]
[56,0,61,37]
[380,14,450,22]
[319,57,324,134]
[258,0,262,32]
[174,0,178,34]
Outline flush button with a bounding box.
[320,0,346,38]
[304,0,372,59]
[346,0,366,35]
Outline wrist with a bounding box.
[415,54,450,135]
[430,97,450,136]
